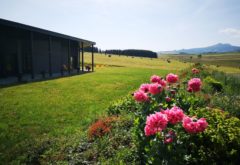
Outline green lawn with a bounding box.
[0,54,190,163]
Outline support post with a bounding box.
[30,31,34,79]
[48,36,52,77]
[81,42,84,72]
[91,44,94,72]
[68,40,71,74]
[77,45,80,73]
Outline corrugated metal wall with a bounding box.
[0,23,80,78]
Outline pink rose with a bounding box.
[166,73,179,83]
[163,106,184,124]
[144,112,168,136]
[139,83,150,93]
[188,78,202,92]
[196,118,208,132]
[150,75,161,83]
[133,90,149,102]
[149,83,163,95]
[159,79,167,87]
[182,116,208,133]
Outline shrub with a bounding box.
[68,116,138,164]
[211,71,240,95]
[210,94,240,118]
[107,95,137,116]
[88,116,118,140]
[132,70,240,164]
[204,76,223,92]
[187,108,240,164]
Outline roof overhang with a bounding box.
[0,18,96,47]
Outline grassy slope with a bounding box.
[161,52,240,73]
[85,53,188,70]
[0,53,190,162]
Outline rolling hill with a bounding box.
[159,43,240,55]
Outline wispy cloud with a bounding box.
[219,28,240,37]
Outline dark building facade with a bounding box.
[0,18,95,83]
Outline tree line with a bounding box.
[84,47,158,58]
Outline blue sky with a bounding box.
[0,0,240,51]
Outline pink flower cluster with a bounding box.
[150,75,167,87]
[149,83,163,95]
[188,78,202,92]
[133,91,148,102]
[150,75,161,83]
[192,68,200,74]
[144,106,208,137]
[133,75,170,102]
[166,73,179,83]
[162,106,184,124]
[144,112,168,136]
[140,84,150,93]
[133,71,207,145]
[182,116,208,134]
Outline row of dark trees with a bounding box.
[84,46,158,58]
[105,49,157,58]
[84,46,99,53]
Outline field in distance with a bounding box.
[160,52,240,74]
[84,52,190,70]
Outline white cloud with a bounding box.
[219,28,240,37]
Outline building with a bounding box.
[0,18,95,84]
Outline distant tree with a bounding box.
[104,49,157,58]
[189,56,193,62]
[84,46,99,53]
[198,54,202,59]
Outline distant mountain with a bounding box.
[159,43,240,55]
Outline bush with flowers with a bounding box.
[70,65,240,164]
[132,70,240,164]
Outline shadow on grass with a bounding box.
[0,71,93,89]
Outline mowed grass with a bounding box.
[162,52,240,73]
[85,53,189,70]
[0,54,190,163]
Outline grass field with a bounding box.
[84,53,190,70]
[0,54,190,163]
[161,52,240,73]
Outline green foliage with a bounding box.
[204,76,223,92]
[205,71,240,117]
[107,95,137,116]
[210,94,240,118]
[135,107,240,164]
[211,70,240,95]
[187,108,240,164]
[67,115,138,164]
[175,90,207,112]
